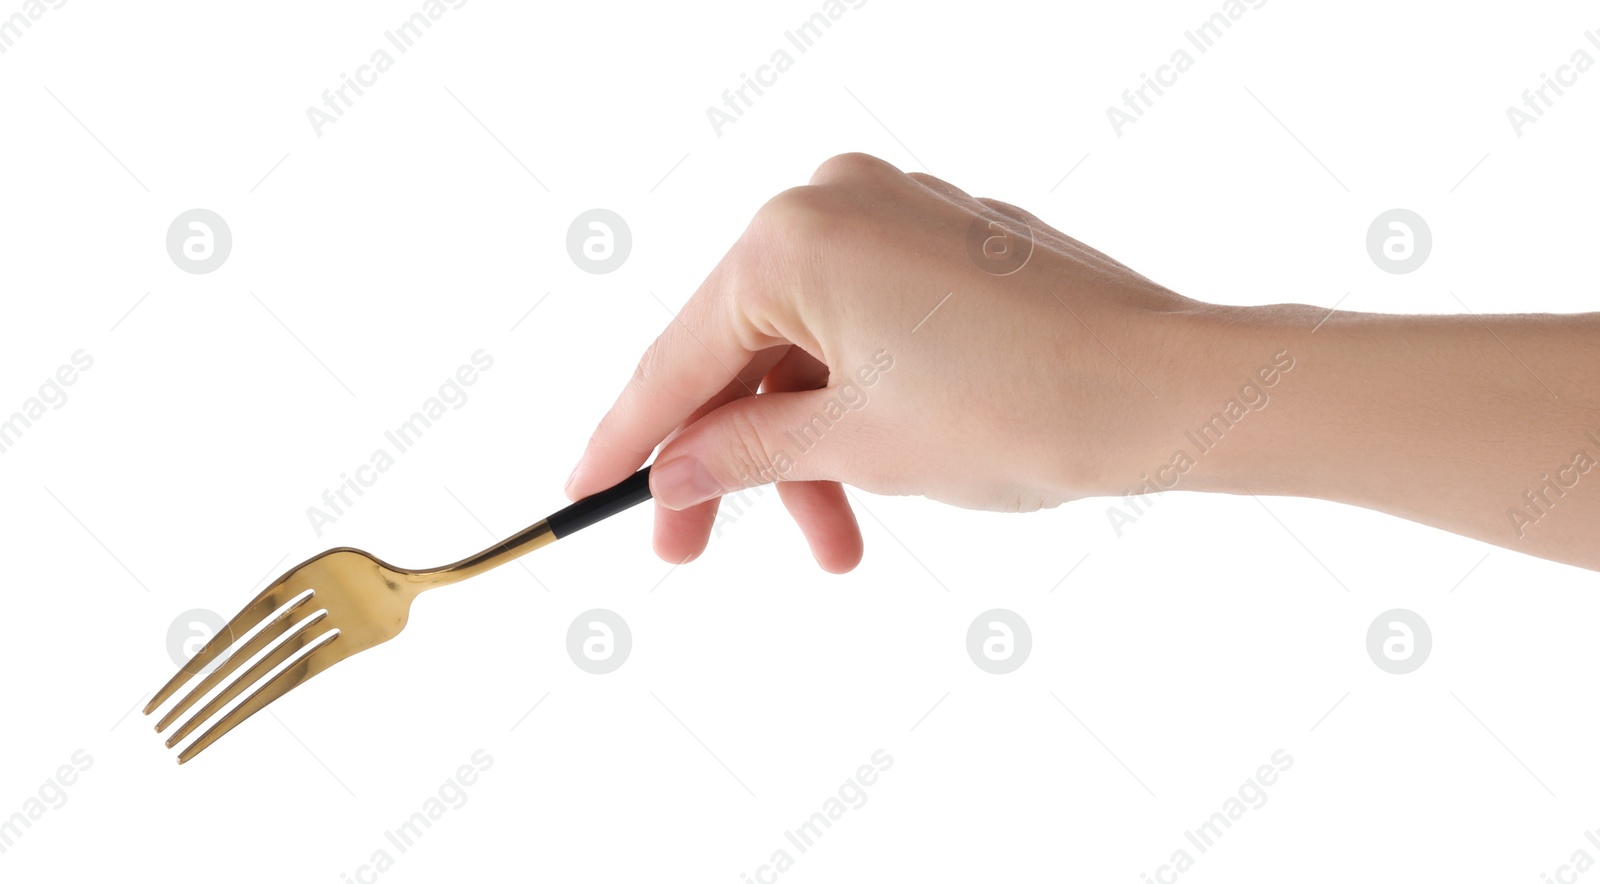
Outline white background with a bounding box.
[2,1,1598,881]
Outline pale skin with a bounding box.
[564,152,1600,573]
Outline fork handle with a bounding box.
[546,466,654,539]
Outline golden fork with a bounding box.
[144,467,653,763]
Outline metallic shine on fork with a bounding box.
[144,467,654,764]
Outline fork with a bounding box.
[144,466,653,763]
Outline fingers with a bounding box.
[566,152,914,569]
[761,348,863,571]
[564,275,783,501]
[651,496,720,565]
[641,348,787,564]
[647,346,865,570]
[649,385,856,510]
[650,466,862,571]
[571,152,902,503]
[777,481,863,573]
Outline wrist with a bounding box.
[1088,302,1322,502]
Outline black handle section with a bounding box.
[546,466,654,539]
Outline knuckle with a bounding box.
[719,407,779,485]
[630,334,696,408]
[809,151,896,184]
[629,339,665,392]
[759,184,830,230]
[754,152,899,242]
[751,184,837,256]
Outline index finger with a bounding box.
[564,261,781,500]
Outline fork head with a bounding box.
[144,547,431,764]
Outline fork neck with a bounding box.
[407,466,654,591]
[413,518,558,590]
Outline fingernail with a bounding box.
[563,462,583,496]
[651,457,723,510]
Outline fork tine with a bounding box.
[175,631,342,765]
[164,611,332,748]
[154,594,321,734]
[144,583,313,715]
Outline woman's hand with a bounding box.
[563,152,1219,571]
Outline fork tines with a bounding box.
[144,585,341,764]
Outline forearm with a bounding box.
[1177,304,1600,571]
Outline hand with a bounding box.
[563,152,1217,571]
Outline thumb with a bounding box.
[649,387,858,510]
